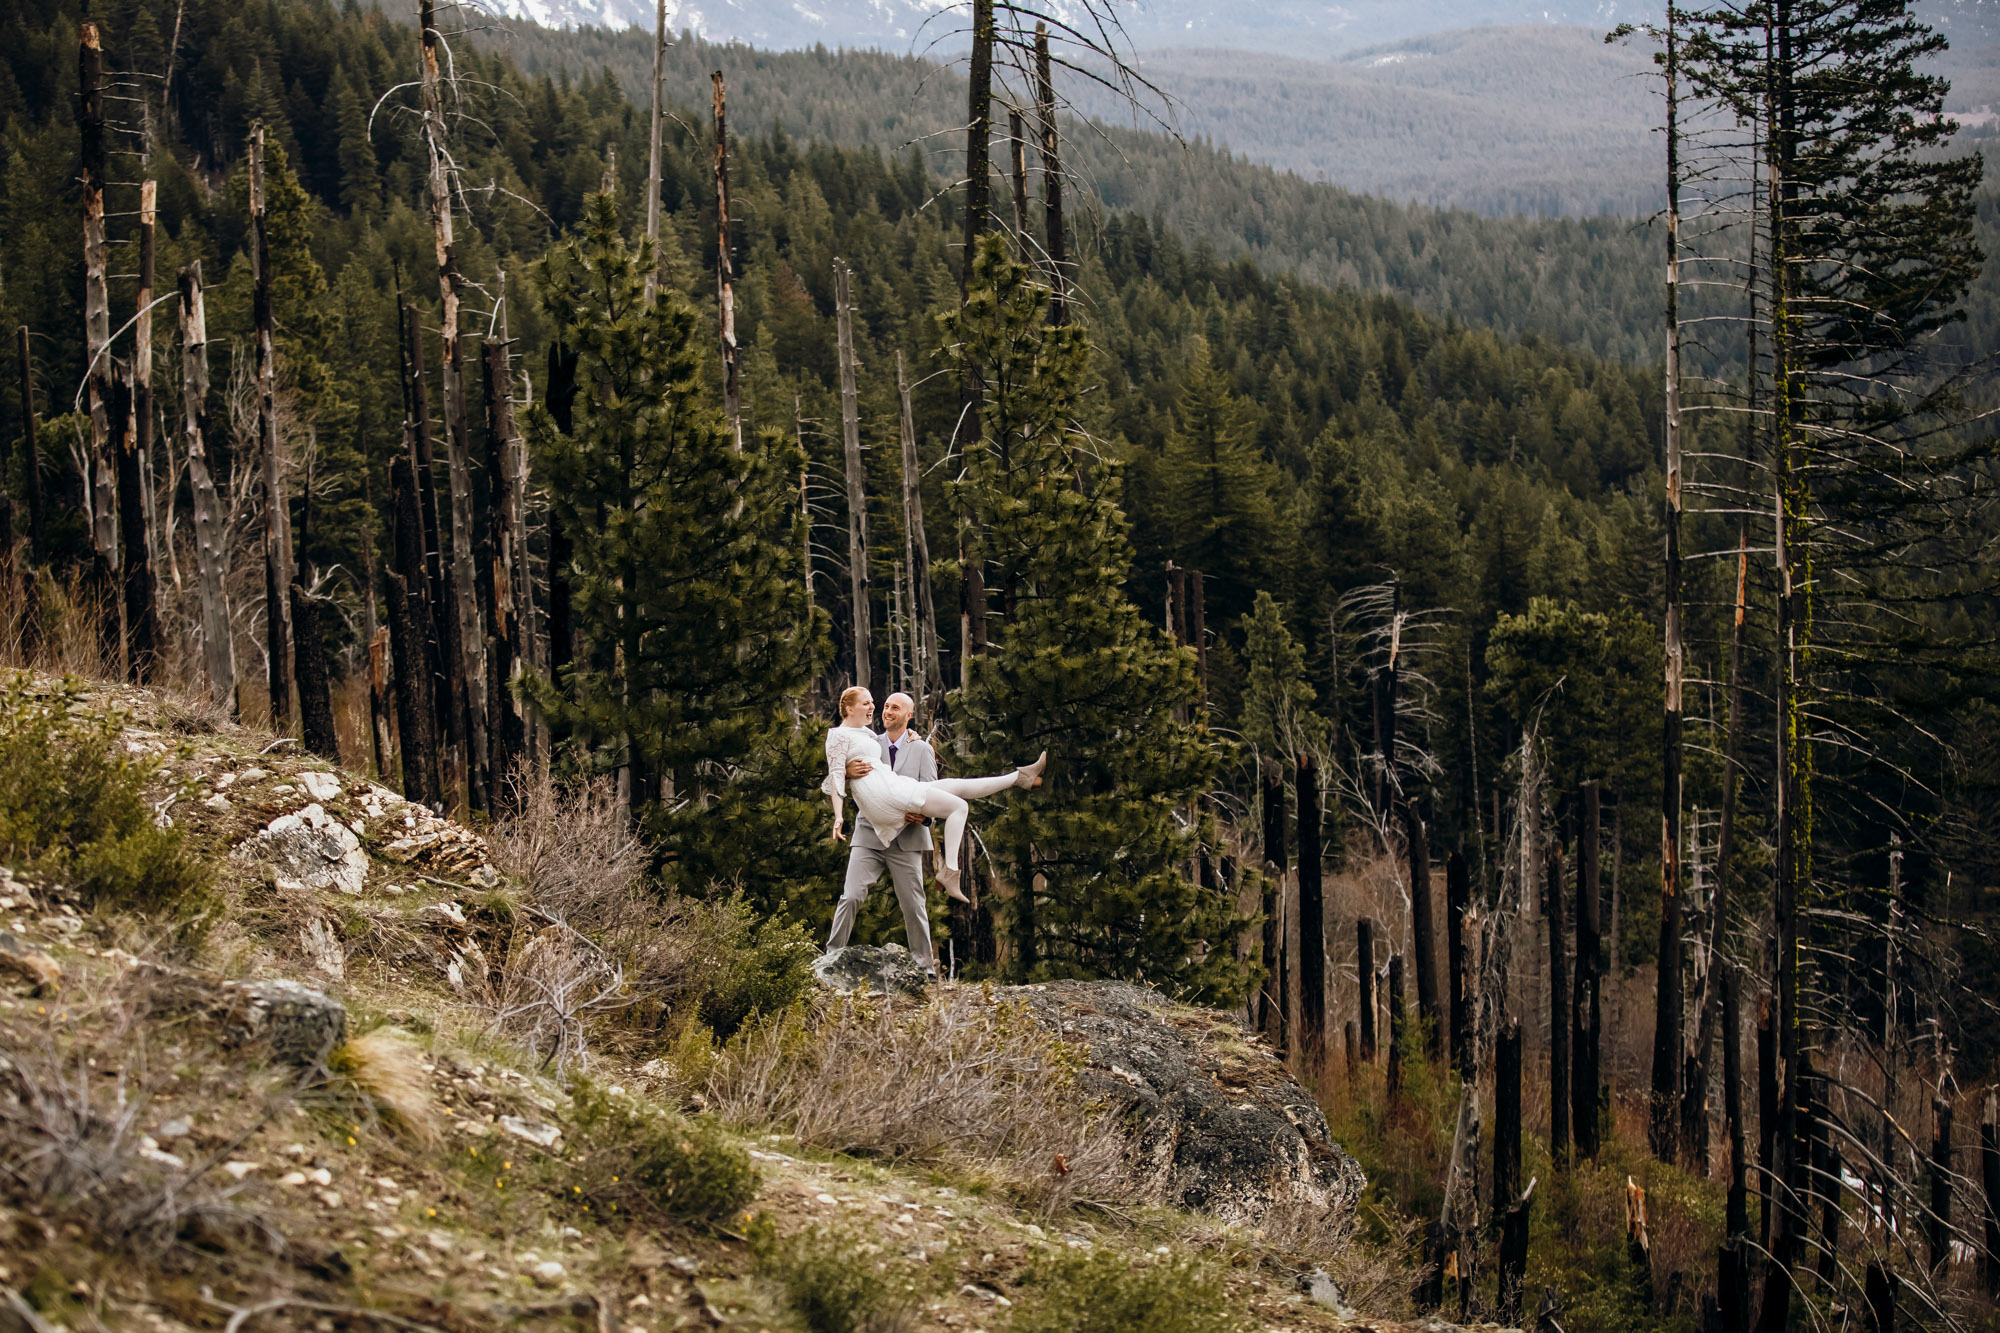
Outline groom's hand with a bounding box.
[903,813,927,826]
[845,758,872,780]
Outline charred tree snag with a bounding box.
[251,125,294,730]
[122,181,160,683]
[80,22,117,571]
[835,260,871,690]
[1495,1016,1523,1225]
[1548,841,1570,1163]
[713,71,741,449]
[1261,761,1288,1042]
[1575,781,1604,1159]
[389,453,442,808]
[15,327,45,564]
[1388,953,1406,1097]
[178,266,233,711]
[1297,752,1324,1068]
[291,582,338,762]
[1448,850,1470,1078]
[1034,24,1066,324]
[1358,917,1376,1063]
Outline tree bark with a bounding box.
[250,124,294,730]
[1261,761,1288,1042]
[1758,989,1777,1250]
[1357,916,1376,1063]
[14,326,45,564]
[290,582,338,762]
[1034,23,1066,325]
[419,0,489,812]
[1297,752,1324,1068]
[1653,0,1688,1170]
[401,300,463,801]
[121,181,161,684]
[1574,781,1603,1158]
[1447,849,1470,1077]
[1387,952,1405,1097]
[1408,801,1439,1056]
[1720,972,1749,1333]
[1495,1015,1522,1221]
[177,265,233,712]
[1190,570,1207,708]
[389,451,441,808]
[713,72,741,451]
[1864,1262,1897,1333]
[545,337,577,681]
[955,0,995,685]
[643,0,666,305]
[1547,841,1570,1163]
[1980,1091,2000,1297]
[481,337,524,792]
[834,259,871,690]
[897,351,940,710]
[1932,1097,1954,1276]
[80,21,117,572]
[1499,1179,1534,1327]
[1008,107,1028,253]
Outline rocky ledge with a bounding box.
[814,947,1364,1237]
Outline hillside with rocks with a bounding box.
[0,674,1503,1333]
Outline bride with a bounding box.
[823,686,1045,899]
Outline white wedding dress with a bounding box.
[821,725,930,845]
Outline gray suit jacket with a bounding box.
[851,729,937,854]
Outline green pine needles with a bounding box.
[945,235,1251,1003]
[522,194,826,884]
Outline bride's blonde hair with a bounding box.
[838,686,869,719]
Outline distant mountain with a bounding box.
[1078,28,1661,217]
[474,0,1998,65]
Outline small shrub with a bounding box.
[567,1081,758,1223]
[749,1213,915,1333]
[1008,1247,1250,1333]
[697,901,818,1039]
[0,675,212,931]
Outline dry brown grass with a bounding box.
[330,1026,440,1147]
[704,987,1133,1216]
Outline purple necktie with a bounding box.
[888,740,899,769]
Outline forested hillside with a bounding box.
[490,17,2000,368]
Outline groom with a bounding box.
[825,690,939,977]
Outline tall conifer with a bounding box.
[947,235,1249,1001]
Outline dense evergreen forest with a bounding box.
[2,0,2000,1325]
[491,17,2000,368]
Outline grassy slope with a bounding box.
[0,676,1485,1333]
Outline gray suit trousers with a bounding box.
[826,842,934,972]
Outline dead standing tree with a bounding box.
[250,124,295,730]
[418,0,489,812]
[834,259,871,690]
[178,263,233,711]
[118,179,161,682]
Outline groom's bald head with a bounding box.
[881,692,916,734]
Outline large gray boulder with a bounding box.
[1007,980,1365,1231]
[811,944,932,997]
[220,978,348,1065]
[232,804,369,897]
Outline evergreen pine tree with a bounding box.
[1239,590,1329,761]
[1160,338,1284,630]
[522,194,826,885]
[947,234,1250,1002]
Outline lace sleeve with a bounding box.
[821,728,848,801]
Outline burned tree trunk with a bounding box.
[401,300,462,796]
[1548,841,1571,1162]
[15,326,45,564]
[1932,1097,1954,1276]
[1387,953,1405,1097]
[1297,752,1324,1068]
[120,180,161,683]
[419,0,489,812]
[713,71,741,449]
[1008,107,1029,252]
[1499,1177,1535,1327]
[1448,850,1470,1077]
[1409,802,1439,1056]
[250,124,294,730]
[1358,917,1376,1062]
[1758,990,1778,1250]
[1980,1092,2000,1298]
[1575,781,1604,1158]
[1034,23,1066,325]
[1720,970,1749,1333]
[178,264,233,711]
[290,582,338,762]
[1261,761,1288,1042]
[481,337,524,789]
[834,260,871,689]
[1495,1016,1522,1221]
[1190,570,1207,709]
[388,452,441,808]
[545,338,578,682]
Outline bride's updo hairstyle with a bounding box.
[838,686,869,719]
